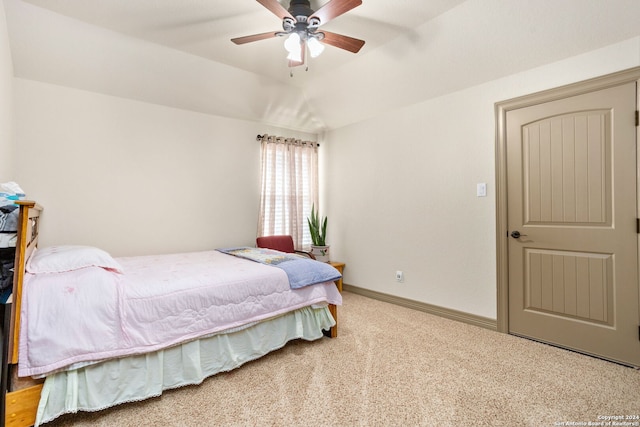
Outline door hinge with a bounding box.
[637,218,640,234]
[636,110,639,126]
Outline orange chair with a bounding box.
[256,235,315,259]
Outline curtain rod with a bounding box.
[256,134,319,147]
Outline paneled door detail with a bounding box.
[506,82,639,366]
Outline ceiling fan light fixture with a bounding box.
[284,32,301,54]
[285,33,303,62]
[307,37,325,58]
[284,32,303,63]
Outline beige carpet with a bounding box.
[47,292,640,427]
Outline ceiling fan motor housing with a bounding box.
[288,0,314,20]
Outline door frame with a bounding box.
[495,67,640,333]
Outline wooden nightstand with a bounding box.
[329,261,345,292]
[327,261,345,338]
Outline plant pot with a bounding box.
[310,245,330,263]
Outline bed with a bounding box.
[2,201,342,426]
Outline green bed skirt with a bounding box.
[36,305,335,426]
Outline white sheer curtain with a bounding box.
[257,135,319,249]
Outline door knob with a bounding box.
[510,230,527,239]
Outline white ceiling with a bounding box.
[4,0,640,132]
[15,0,465,86]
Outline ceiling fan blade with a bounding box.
[310,0,362,26]
[288,43,306,67]
[256,0,294,21]
[231,31,279,45]
[321,31,365,53]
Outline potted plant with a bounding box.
[307,204,330,262]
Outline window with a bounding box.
[257,135,318,249]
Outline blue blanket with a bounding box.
[217,247,342,289]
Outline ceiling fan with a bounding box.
[231,0,365,67]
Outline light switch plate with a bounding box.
[477,183,487,197]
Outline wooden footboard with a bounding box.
[2,201,43,427]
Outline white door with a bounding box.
[506,81,640,366]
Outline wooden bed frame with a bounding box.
[2,201,44,427]
[0,201,339,427]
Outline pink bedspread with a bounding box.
[18,250,342,377]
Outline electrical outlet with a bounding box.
[395,271,404,282]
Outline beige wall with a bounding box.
[13,78,315,256]
[0,2,13,181]
[7,0,640,320]
[324,37,640,319]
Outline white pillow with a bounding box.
[26,245,124,274]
